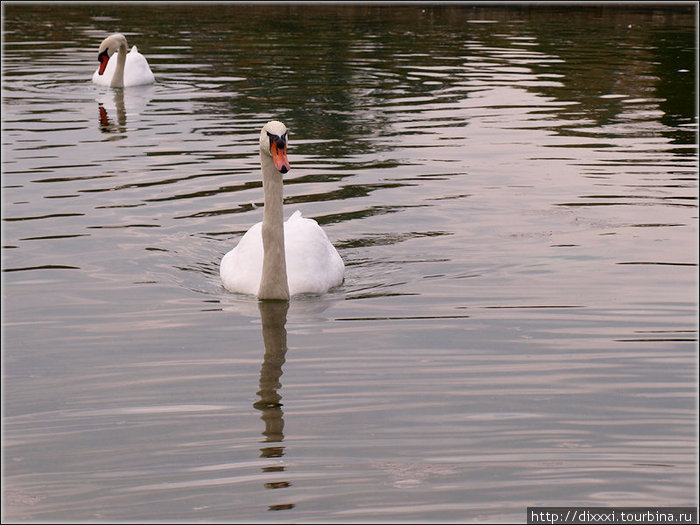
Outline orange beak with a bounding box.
[98,50,110,75]
[271,141,290,174]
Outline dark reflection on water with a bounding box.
[254,301,294,512]
[97,91,125,133]
[2,3,697,523]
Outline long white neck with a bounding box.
[258,152,289,301]
[110,42,128,88]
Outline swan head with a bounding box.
[97,33,128,75]
[260,121,290,174]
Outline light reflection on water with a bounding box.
[2,4,697,523]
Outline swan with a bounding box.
[92,33,155,88]
[220,121,345,300]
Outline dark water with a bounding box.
[2,4,697,522]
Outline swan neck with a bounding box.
[258,153,289,301]
[110,42,128,88]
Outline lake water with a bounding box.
[2,4,697,523]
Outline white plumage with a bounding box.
[220,210,345,296]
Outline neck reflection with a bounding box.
[254,300,295,512]
[97,90,126,133]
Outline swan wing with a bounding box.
[123,46,155,86]
[220,221,264,295]
[284,211,345,295]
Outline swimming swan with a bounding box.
[92,33,155,88]
[220,121,345,300]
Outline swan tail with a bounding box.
[288,210,303,221]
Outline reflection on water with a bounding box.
[254,301,294,512]
[1,3,696,523]
[96,85,155,135]
[97,90,125,133]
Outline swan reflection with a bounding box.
[95,84,155,134]
[98,90,126,133]
[254,300,295,511]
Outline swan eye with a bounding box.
[266,131,287,152]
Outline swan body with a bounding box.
[221,210,345,297]
[220,121,344,300]
[92,33,154,88]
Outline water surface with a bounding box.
[2,4,697,523]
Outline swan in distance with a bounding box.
[92,33,155,88]
[220,121,345,300]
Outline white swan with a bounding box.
[92,33,155,88]
[220,121,345,300]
